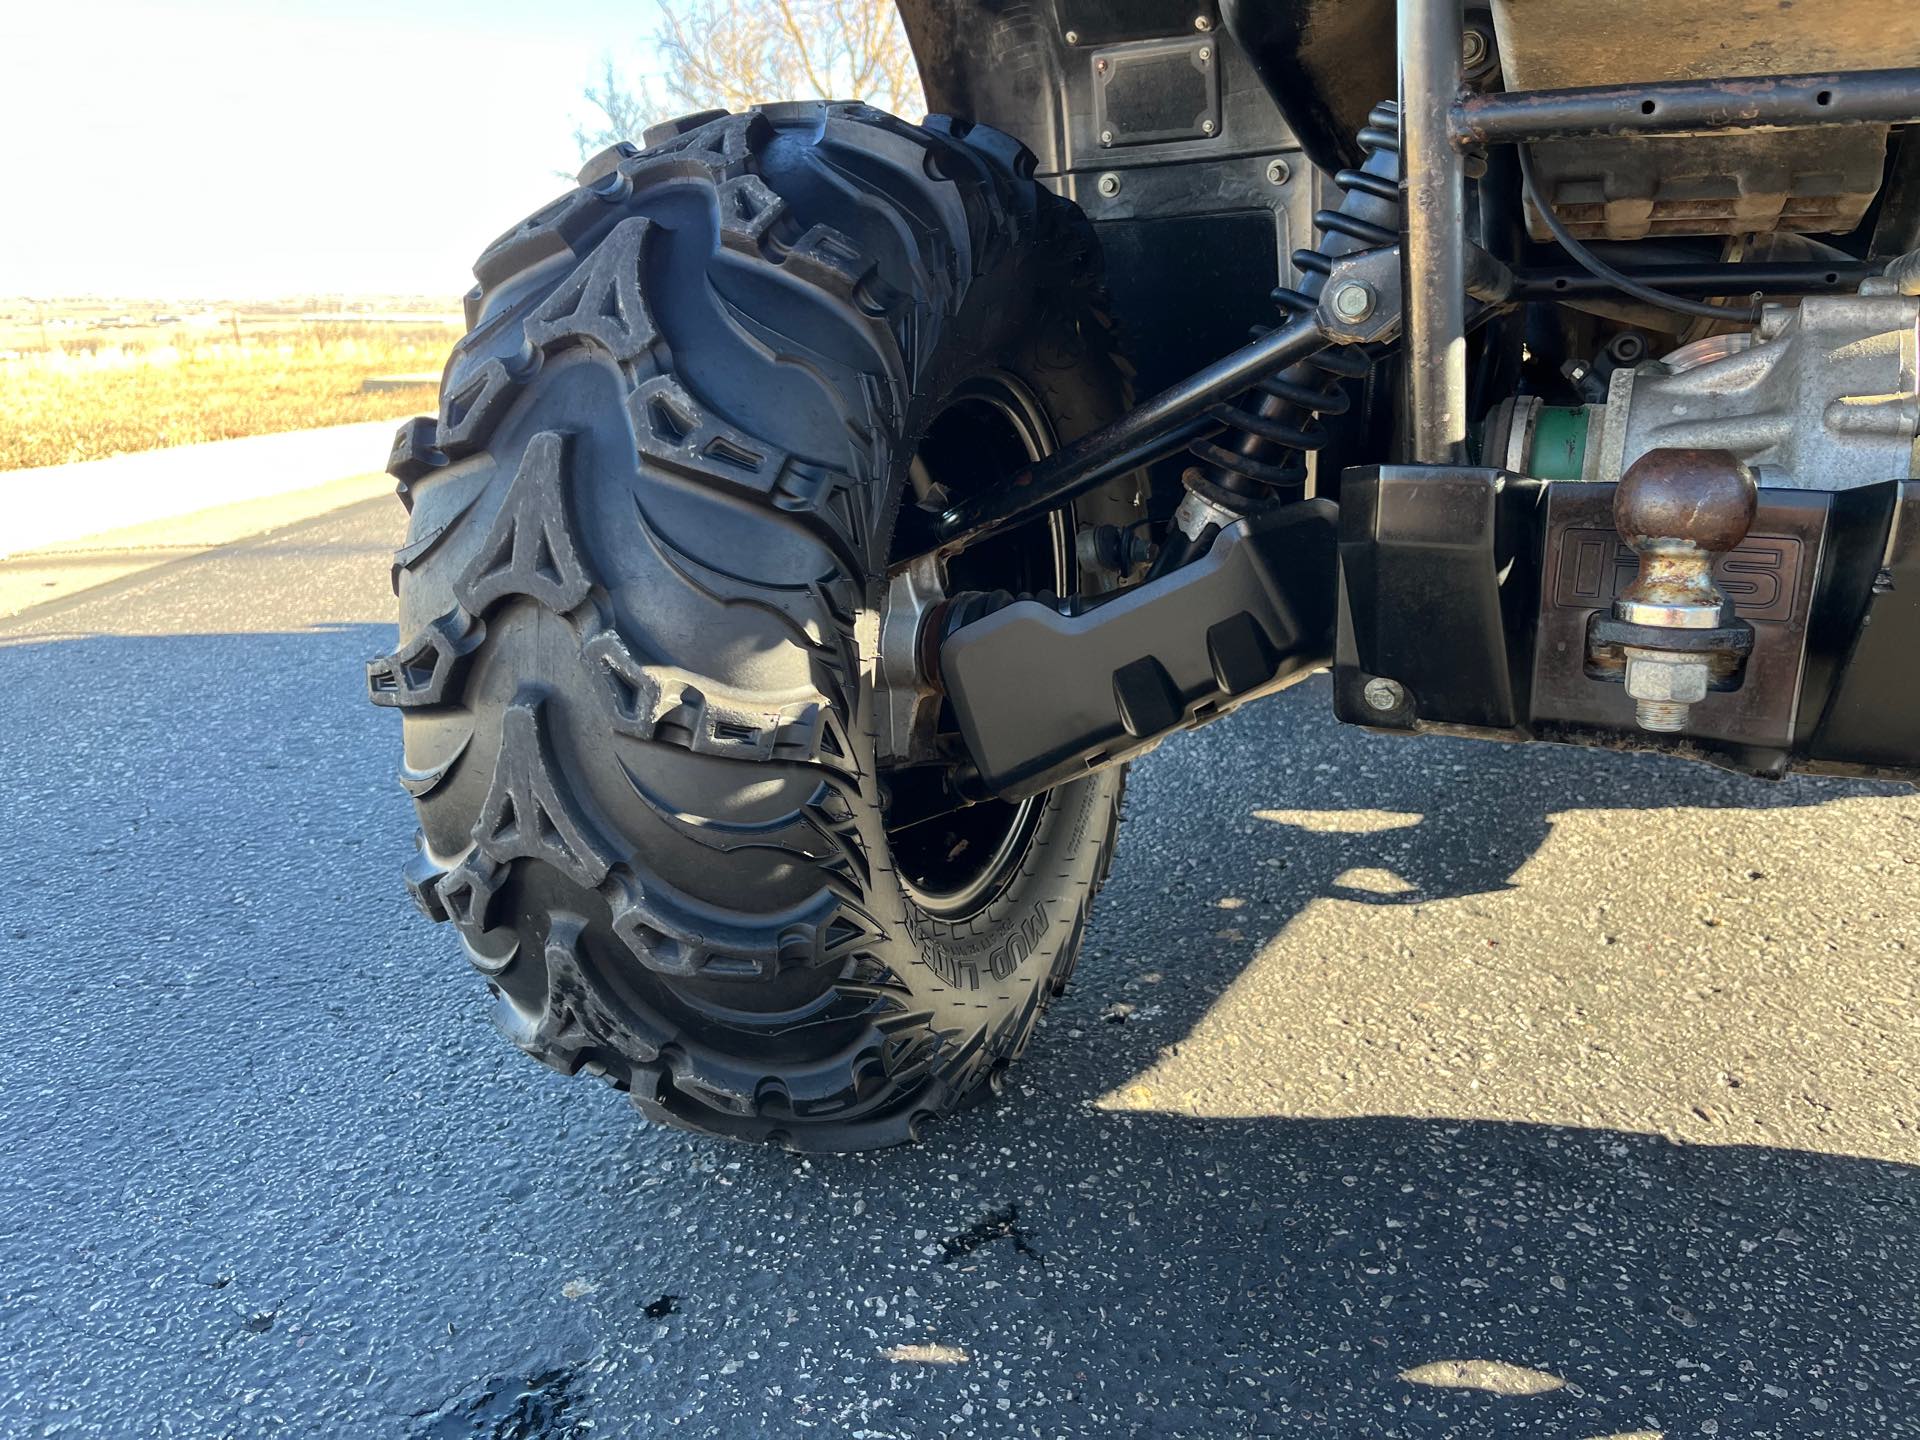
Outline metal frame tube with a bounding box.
[930,313,1327,556]
[1452,67,1920,147]
[1398,0,1468,463]
[1510,259,1878,300]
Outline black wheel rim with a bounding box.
[883,375,1070,920]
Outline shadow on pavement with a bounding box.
[1119,677,1909,915]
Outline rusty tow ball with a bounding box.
[1585,448,1759,733]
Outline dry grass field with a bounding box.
[0,313,461,471]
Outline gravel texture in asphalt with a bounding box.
[1,498,1914,1438]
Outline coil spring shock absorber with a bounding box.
[933,103,1408,638]
[1175,102,1404,541]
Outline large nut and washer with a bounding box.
[1623,647,1710,732]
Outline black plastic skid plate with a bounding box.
[1334,466,1545,732]
[941,500,1337,799]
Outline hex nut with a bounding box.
[1624,651,1709,704]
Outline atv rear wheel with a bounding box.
[369,103,1136,1150]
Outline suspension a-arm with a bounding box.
[910,103,1447,798]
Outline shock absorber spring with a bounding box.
[1185,101,1404,511]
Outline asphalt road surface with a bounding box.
[2,497,1915,1439]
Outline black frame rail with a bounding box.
[1508,260,1878,302]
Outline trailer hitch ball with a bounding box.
[1609,448,1757,733]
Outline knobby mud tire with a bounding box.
[369,102,1134,1150]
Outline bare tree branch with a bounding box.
[774,0,834,100]
[574,0,925,161]
[573,54,657,161]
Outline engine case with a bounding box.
[1596,295,1920,492]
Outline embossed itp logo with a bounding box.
[1553,529,1802,624]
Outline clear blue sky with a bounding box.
[0,0,671,299]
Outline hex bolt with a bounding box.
[1332,280,1376,322]
[1096,172,1121,197]
[1623,648,1710,733]
[1064,29,1079,43]
[1194,14,1213,30]
[1198,46,1211,62]
[1637,700,1690,731]
[1607,330,1649,366]
[1099,129,1115,146]
[1265,157,1291,186]
[1201,118,1217,135]
[1363,677,1405,712]
[1461,28,1489,69]
[1095,57,1109,74]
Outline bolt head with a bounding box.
[1200,118,1216,135]
[1064,29,1079,43]
[1623,651,1710,705]
[1332,280,1376,322]
[1194,14,1213,30]
[1096,172,1121,197]
[1099,129,1115,146]
[1362,677,1405,712]
[1461,28,1489,68]
[1265,157,1291,186]
[1198,46,1211,61]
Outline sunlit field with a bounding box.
[0,316,460,471]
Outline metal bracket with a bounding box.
[876,554,947,765]
[1315,246,1406,346]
